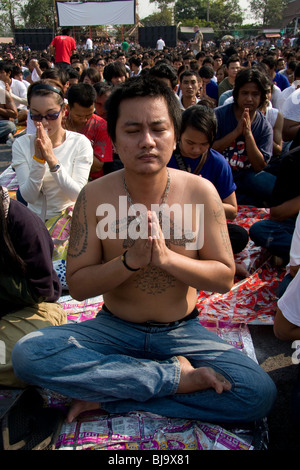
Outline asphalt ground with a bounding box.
[0,145,298,452]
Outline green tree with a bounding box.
[141,7,173,26]
[249,0,288,26]
[209,0,243,31]
[0,0,23,32]
[175,0,207,22]
[20,0,55,28]
[174,0,243,32]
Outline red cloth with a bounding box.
[51,35,76,64]
[83,114,113,179]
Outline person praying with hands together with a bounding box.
[213,68,276,207]
[12,79,93,221]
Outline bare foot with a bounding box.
[235,261,250,279]
[176,356,232,395]
[66,399,102,423]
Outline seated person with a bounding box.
[12,79,93,220]
[262,55,290,92]
[103,61,128,85]
[274,268,300,340]
[281,87,300,143]
[277,210,300,298]
[0,186,66,387]
[213,67,275,207]
[63,82,113,180]
[273,264,300,424]
[0,86,17,144]
[0,61,27,128]
[178,70,201,110]
[79,67,101,85]
[277,63,300,113]
[12,75,276,425]
[93,82,113,120]
[148,62,179,93]
[218,55,240,100]
[198,65,218,107]
[168,104,249,276]
[259,80,284,171]
[249,145,300,265]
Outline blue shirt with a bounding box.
[214,103,273,171]
[273,72,290,91]
[206,80,218,102]
[168,147,236,201]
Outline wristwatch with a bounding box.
[50,163,61,173]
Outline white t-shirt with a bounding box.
[12,131,93,219]
[10,78,27,109]
[86,38,93,50]
[156,38,165,50]
[290,211,300,267]
[278,268,300,326]
[281,88,300,121]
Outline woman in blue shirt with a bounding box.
[168,105,249,274]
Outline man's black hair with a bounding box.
[149,63,178,89]
[103,62,127,82]
[179,69,200,83]
[232,67,270,107]
[67,82,96,108]
[199,65,214,80]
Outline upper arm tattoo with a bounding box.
[213,196,234,258]
[68,188,88,258]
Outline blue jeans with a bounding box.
[249,218,296,264]
[12,308,277,423]
[0,120,16,140]
[233,168,276,207]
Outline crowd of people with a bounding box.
[1,25,300,432]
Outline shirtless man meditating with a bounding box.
[12,76,276,424]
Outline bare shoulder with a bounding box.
[169,168,220,203]
[68,172,122,259]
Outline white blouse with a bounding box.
[12,130,93,219]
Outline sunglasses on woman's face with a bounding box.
[30,104,64,122]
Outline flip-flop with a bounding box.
[0,387,65,450]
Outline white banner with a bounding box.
[56,0,135,26]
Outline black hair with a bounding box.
[41,67,70,86]
[105,75,182,143]
[262,55,277,70]
[294,63,300,79]
[79,67,101,84]
[67,82,96,108]
[179,69,200,83]
[0,60,12,74]
[232,67,270,107]
[181,105,217,146]
[103,62,127,82]
[93,81,113,97]
[199,65,214,80]
[27,79,65,106]
[148,63,178,89]
[226,54,240,67]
